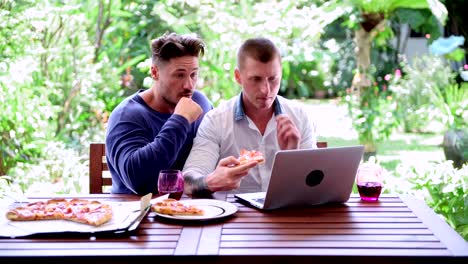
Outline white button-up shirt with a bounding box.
[183,94,317,194]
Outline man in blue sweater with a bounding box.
[106,33,212,195]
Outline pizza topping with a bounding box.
[5,199,113,226]
[238,149,265,165]
[151,198,204,216]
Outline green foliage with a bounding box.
[138,0,337,104]
[348,0,447,24]
[389,161,468,240]
[430,82,468,130]
[0,175,13,198]
[394,8,442,41]
[7,141,89,195]
[0,80,53,175]
[345,83,399,151]
[445,47,466,61]
[390,55,456,133]
[0,0,55,175]
[0,0,121,177]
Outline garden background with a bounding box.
[1,0,467,239]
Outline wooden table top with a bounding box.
[1,193,467,264]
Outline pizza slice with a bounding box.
[238,149,265,165]
[66,199,113,226]
[151,198,204,216]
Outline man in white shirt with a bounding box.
[183,37,317,194]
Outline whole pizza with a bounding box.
[6,198,113,226]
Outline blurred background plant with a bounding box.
[1,1,120,177]
[7,142,89,195]
[390,34,468,168]
[390,55,455,133]
[319,0,448,156]
[387,161,468,240]
[345,80,399,158]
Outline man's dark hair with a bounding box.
[237,37,281,69]
[151,33,205,66]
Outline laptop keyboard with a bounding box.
[253,198,265,204]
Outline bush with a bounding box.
[388,161,468,240]
[390,55,455,133]
[3,141,89,196]
[1,1,120,177]
[345,84,399,153]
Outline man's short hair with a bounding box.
[151,33,205,66]
[237,37,281,69]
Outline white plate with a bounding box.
[153,199,237,221]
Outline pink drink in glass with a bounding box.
[356,162,384,202]
[158,170,184,200]
[357,182,382,201]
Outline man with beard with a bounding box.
[106,33,212,195]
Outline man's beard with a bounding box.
[161,90,193,109]
[162,95,177,109]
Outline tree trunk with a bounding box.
[352,27,373,95]
[352,13,386,95]
[352,13,386,155]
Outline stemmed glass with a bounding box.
[158,170,184,200]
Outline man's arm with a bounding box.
[183,111,258,195]
[107,114,191,195]
[182,113,221,195]
[107,96,205,195]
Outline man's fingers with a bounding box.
[275,114,289,122]
[278,125,293,140]
[219,156,239,167]
[228,160,257,176]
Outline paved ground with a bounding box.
[299,99,445,168]
[300,99,357,139]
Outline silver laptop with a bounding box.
[234,145,364,210]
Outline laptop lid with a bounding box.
[235,145,364,210]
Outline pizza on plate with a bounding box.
[238,149,265,165]
[6,198,113,226]
[151,198,204,216]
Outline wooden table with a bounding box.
[1,193,467,264]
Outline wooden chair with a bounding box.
[317,141,328,148]
[89,143,112,194]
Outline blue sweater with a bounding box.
[105,90,212,194]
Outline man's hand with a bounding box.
[174,97,203,124]
[205,156,257,192]
[276,114,300,150]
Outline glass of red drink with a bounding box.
[356,162,384,202]
[158,170,184,200]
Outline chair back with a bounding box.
[317,141,328,148]
[89,143,112,194]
